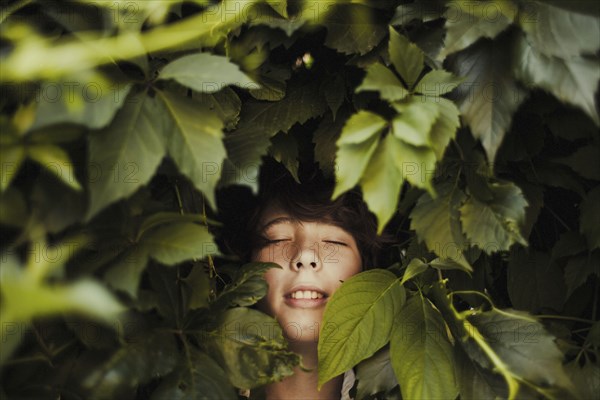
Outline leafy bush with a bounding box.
[1,1,598,399]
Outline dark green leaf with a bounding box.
[555,143,600,181]
[460,181,528,253]
[268,132,300,182]
[318,270,405,387]
[83,332,178,400]
[507,249,566,312]
[322,4,387,55]
[313,112,345,177]
[390,294,457,400]
[103,245,149,298]
[355,347,399,400]
[564,251,600,298]
[322,75,345,120]
[192,87,241,131]
[513,33,600,125]
[213,262,280,309]
[580,186,600,249]
[182,265,211,310]
[87,90,165,220]
[159,53,258,93]
[564,361,600,400]
[448,36,526,162]
[151,349,236,400]
[208,307,300,389]
[454,342,507,400]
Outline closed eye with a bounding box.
[323,240,347,246]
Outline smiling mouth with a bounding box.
[288,290,326,299]
[283,288,329,308]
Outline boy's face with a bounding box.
[253,206,362,343]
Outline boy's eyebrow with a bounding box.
[259,217,295,233]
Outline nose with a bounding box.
[290,242,322,271]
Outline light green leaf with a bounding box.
[213,262,280,309]
[507,249,566,312]
[266,0,288,18]
[158,90,226,208]
[401,258,429,284]
[337,110,387,145]
[389,26,424,87]
[30,76,132,130]
[390,294,457,400]
[428,97,461,159]
[208,307,300,389]
[159,53,258,93]
[87,90,165,220]
[430,257,473,274]
[84,332,178,400]
[514,33,600,125]
[394,139,437,191]
[414,70,464,96]
[318,270,405,387]
[438,0,514,60]
[447,37,526,162]
[391,96,440,147]
[151,349,237,400]
[333,133,380,199]
[27,144,82,190]
[359,134,405,232]
[356,63,408,101]
[564,251,600,298]
[144,222,218,266]
[221,78,327,190]
[268,132,300,182]
[460,181,528,253]
[580,186,600,249]
[355,347,399,400]
[323,4,387,55]
[519,2,600,59]
[0,143,25,192]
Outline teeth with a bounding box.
[291,290,324,299]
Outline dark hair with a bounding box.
[224,159,381,268]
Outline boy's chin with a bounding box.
[279,316,322,344]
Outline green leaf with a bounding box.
[103,245,149,298]
[182,265,211,310]
[144,222,219,266]
[84,332,179,400]
[389,26,424,87]
[266,0,288,18]
[318,270,405,388]
[390,294,457,400]
[454,342,507,400]
[355,347,399,400]
[159,53,258,93]
[438,0,515,60]
[208,307,300,389]
[30,76,132,130]
[151,349,237,400]
[157,90,226,208]
[359,134,405,232]
[0,143,25,192]
[268,132,299,182]
[564,251,600,298]
[221,78,327,190]
[468,308,573,391]
[518,2,600,59]
[27,144,82,190]
[313,112,345,177]
[391,96,440,147]
[507,249,566,312]
[322,4,387,55]
[460,181,528,253]
[356,63,408,102]
[401,258,429,284]
[393,139,437,191]
[0,187,27,227]
[414,70,464,96]
[213,262,280,309]
[430,257,473,274]
[192,87,241,131]
[87,90,165,220]
[513,33,600,125]
[580,186,600,249]
[428,98,461,159]
[322,74,345,120]
[333,112,385,198]
[448,37,526,162]
[555,143,600,181]
[564,361,600,400]
[551,231,587,261]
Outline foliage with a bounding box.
[1,0,599,399]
